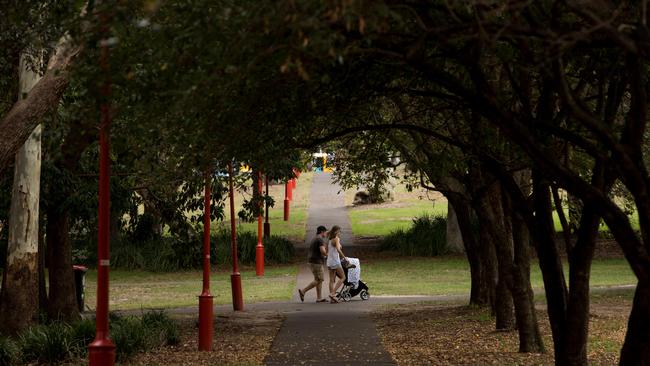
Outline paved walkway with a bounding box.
[264,172,396,365]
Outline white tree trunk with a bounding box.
[0,53,43,333]
[446,200,465,254]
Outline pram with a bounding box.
[336,257,370,302]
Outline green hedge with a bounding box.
[380,215,448,256]
[109,230,294,271]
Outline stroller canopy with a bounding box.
[346,257,361,289]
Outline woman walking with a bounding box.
[326,225,347,303]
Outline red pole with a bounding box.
[256,171,264,276]
[89,16,116,365]
[228,163,244,311]
[198,172,213,351]
[287,178,293,201]
[263,175,270,238]
[283,181,290,221]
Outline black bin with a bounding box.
[73,265,88,312]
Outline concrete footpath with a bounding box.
[264,172,396,365]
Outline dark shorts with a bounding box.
[309,263,324,282]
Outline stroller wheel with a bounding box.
[360,289,370,300]
[342,291,352,302]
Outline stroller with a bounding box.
[336,257,370,302]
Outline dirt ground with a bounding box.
[123,311,284,366]
[372,293,631,366]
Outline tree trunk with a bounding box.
[532,170,569,360]
[446,201,465,254]
[478,180,544,352]
[0,54,43,334]
[46,207,78,321]
[0,38,80,176]
[448,193,495,306]
[620,281,650,365]
[476,190,514,329]
[38,214,48,313]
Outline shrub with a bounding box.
[0,336,18,366]
[108,229,294,271]
[111,311,179,362]
[69,318,95,357]
[112,316,147,362]
[381,214,448,256]
[19,322,73,364]
[141,311,180,347]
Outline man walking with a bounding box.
[298,225,328,303]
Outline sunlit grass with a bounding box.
[363,256,636,296]
[84,265,297,311]
[215,171,313,242]
[80,257,637,311]
[349,201,448,237]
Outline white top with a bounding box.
[326,239,341,267]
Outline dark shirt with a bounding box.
[308,236,326,264]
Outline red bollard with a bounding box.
[264,175,270,238]
[283,182,290,221]
[228,163,244,311]
[256,171,264,276]
[287,180,293,201]
[198,173,213,351]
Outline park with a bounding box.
[0,1,648,365]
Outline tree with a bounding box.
[0,54,43,334]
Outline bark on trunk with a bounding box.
[478,181,544,352]
[0,54,43,334]
[448,193,495,306]
[0,39,80,176]
[446,201,465,254]
[620,281,650,365]
[532,171,569,359]
[45,208,78,321]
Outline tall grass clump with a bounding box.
[111,311,179,362]
[19,322,73,364]
[0,336,18,366]
[5,311,179,364]
[381,214,448,256]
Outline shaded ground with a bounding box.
[372,290,632,366]
[124,311,284,366]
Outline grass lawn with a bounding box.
[83,265,297,311]
[81,256,635,311]
[214,171,313,242]
[349,200,448,237]
[363,256,636,296]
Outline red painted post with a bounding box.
[263,175,270,238]
[198,172,213,351]
[256,171,264,276]
[89,18,116,366]
[283,182,290,221]
[287,178,293,201]
[228,163,244,311]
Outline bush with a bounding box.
[141,311,180,347]
[69,318,95,357]
[381,214,448,256]
[112,311,179,362]
[112,316,147,362]
[109,230,294,271]
[19,322,73,364]
[4,311,179,364]
[0,336,18,366]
